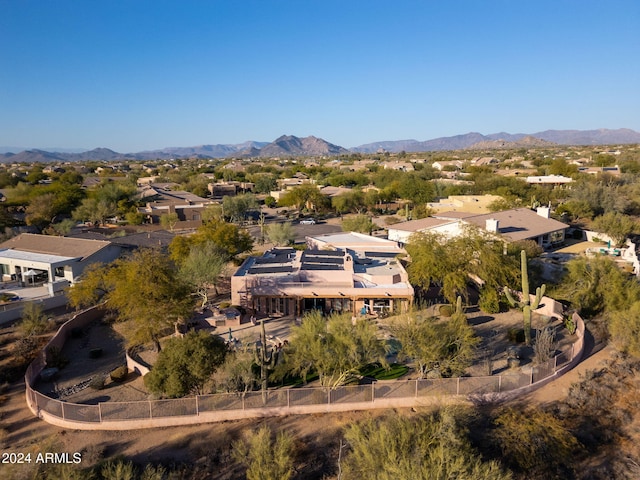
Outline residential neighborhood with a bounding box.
[2,1,640,476]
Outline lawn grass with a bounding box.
[360,363,409,380]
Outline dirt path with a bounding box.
[522,334,615,405]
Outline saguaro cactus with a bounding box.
[504,250,546,346]
[255,319,277,403]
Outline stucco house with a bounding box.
[0,234,122,293]
[388,207,569,249]
[231,233,414,318]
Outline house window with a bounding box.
[550,230,564,243]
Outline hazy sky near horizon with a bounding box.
[1,1,638,152]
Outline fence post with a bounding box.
[456,377,460,395]
[498,375,502,393]
[61,402,66,420]
[415,379,418,398]
[98,403,102,422]
[196,396,199,416]
[149,400,153,419]
[371,382,375,402]
[328,388,331,406]
[530,368,534,385]
[287,389,290,409]
[554,354,558,372]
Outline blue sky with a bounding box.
[1,1,638,152]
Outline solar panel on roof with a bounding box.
[254,256,293,264]
[303,256,344,265]
[248,266,293,274]
[301,264,344,271]
[303,249,343,257]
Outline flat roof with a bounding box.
[0,248,78,265]
[308,231,401,248]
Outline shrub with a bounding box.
[110,366,129,383]
[563,317,577,335]
[507,328,525,343]
[18,301,49,337]
[232,425,295,480]
[12,336,41,361]
[46,346,69,369]
[492,407,579,476]
[479,288,500,314]
[533,327,557,364]
[90,375,106,390]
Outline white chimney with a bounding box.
[486,218,499,233]
[536,206,550,218]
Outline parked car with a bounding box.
[299,218,316,225]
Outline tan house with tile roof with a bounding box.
[388,207,568,248]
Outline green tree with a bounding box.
[159,212,179,232]
[223,193,259,223]
[591,211,638,246]
[124,211,144,225]
[279,184,328,213]
[406,228,519,304]
[555,200,595,222]
[232,425,295,480]
[48,218,76,236]
[396,174,435,204]
[215,350,257,395]
[250,173,278,194]
[72,197,114,225]
[266,222,295,246]
[18,301,49,337]
[280,311,386,388]
[168,219,254,262]
[264,195,277,208]
[332,190,365,215]
[144,330,227,397]
[342,409,512,480]
[555,256,640,318]
[68,249,193,351]
[25,193,58,227]
[568,179,630,216]
[390,306,479,378]
[608,301,640,357]
[341,214,375,234]
[548,158,578,177]
[178,242,229,308]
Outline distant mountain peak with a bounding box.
[1,128,638,163]
[258,135,348,157]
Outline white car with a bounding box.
[299,218,316,225]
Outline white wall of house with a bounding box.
[388,221,463,245]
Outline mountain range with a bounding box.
[1,128,638,163]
